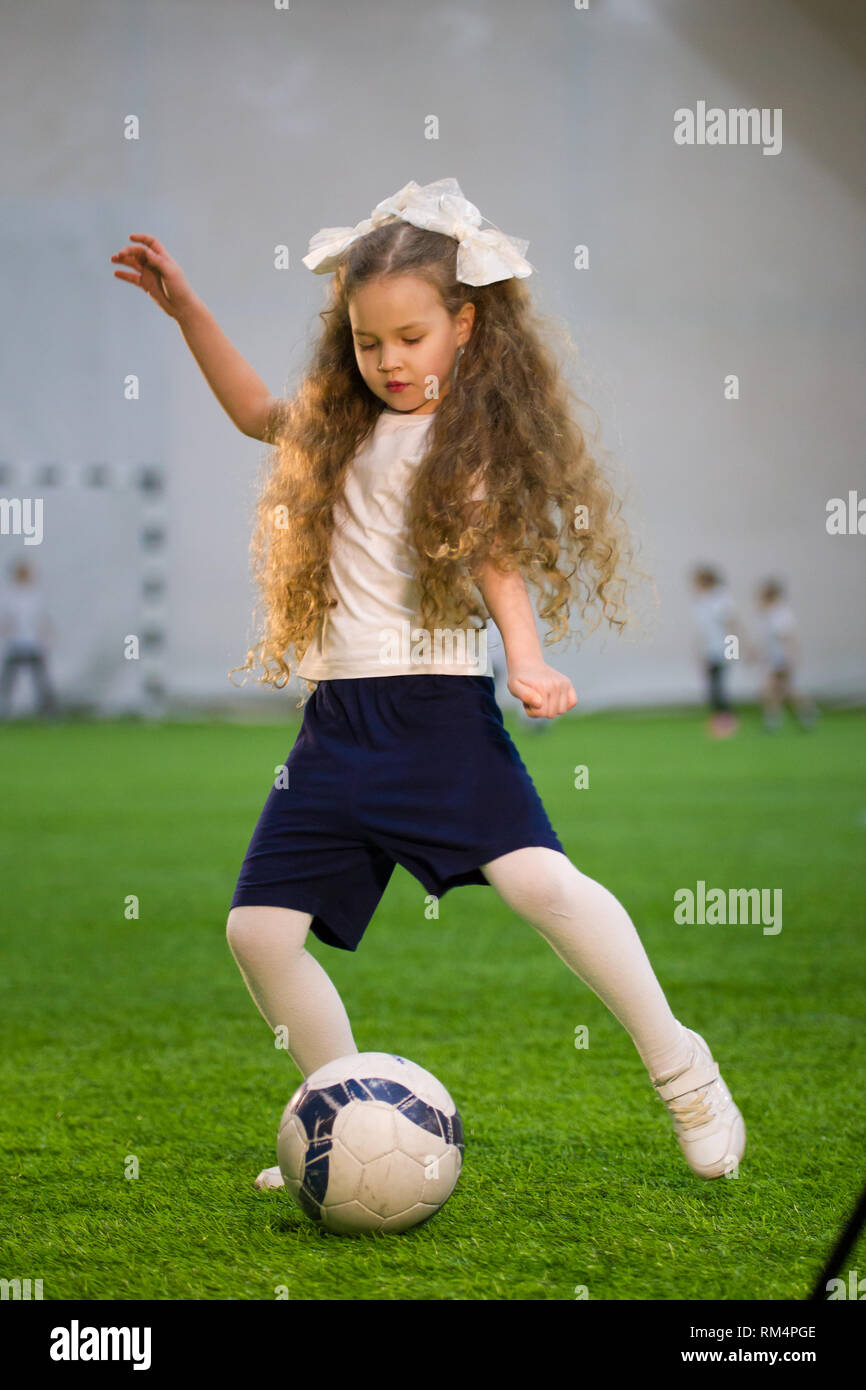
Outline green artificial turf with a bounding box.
[1,706,864,1300]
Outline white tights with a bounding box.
[226,846,691,1086]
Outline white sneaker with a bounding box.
[652,1028,746,1179]
[254,1164,285,1191]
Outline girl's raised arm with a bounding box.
[110,233,278,441]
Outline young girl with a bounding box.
[111,177,745,1188]
[754,578,818,731]
[690,567,740,738]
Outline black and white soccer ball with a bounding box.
[277,1052,465,1235]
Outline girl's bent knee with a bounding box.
[226,903,312,948]
[226,904,262,941]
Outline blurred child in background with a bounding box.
[0,561,58,720]
[754,579,818,732]
[690,567,741,739]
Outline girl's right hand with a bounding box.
[110,234,196,320]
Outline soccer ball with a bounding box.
[276,1052,465,1235]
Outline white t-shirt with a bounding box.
[692,587,734,662]
[296,409,490,680]
[758,602,795,668]
[1,583,47,652]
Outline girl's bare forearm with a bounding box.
[175,294,275,439]
[475,560,543,669]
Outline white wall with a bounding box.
[0,0,863,716]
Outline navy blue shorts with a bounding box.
[229,674,566,952]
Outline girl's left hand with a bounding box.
[507,663,578,719]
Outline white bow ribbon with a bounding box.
[302,177,533,286]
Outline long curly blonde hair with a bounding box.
[229,219,635,707]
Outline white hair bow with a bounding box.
[301,177,533,286]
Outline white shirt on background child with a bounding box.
[757,601,796,670]
[692,587,734,664]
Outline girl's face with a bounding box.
[348,274,474,415]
